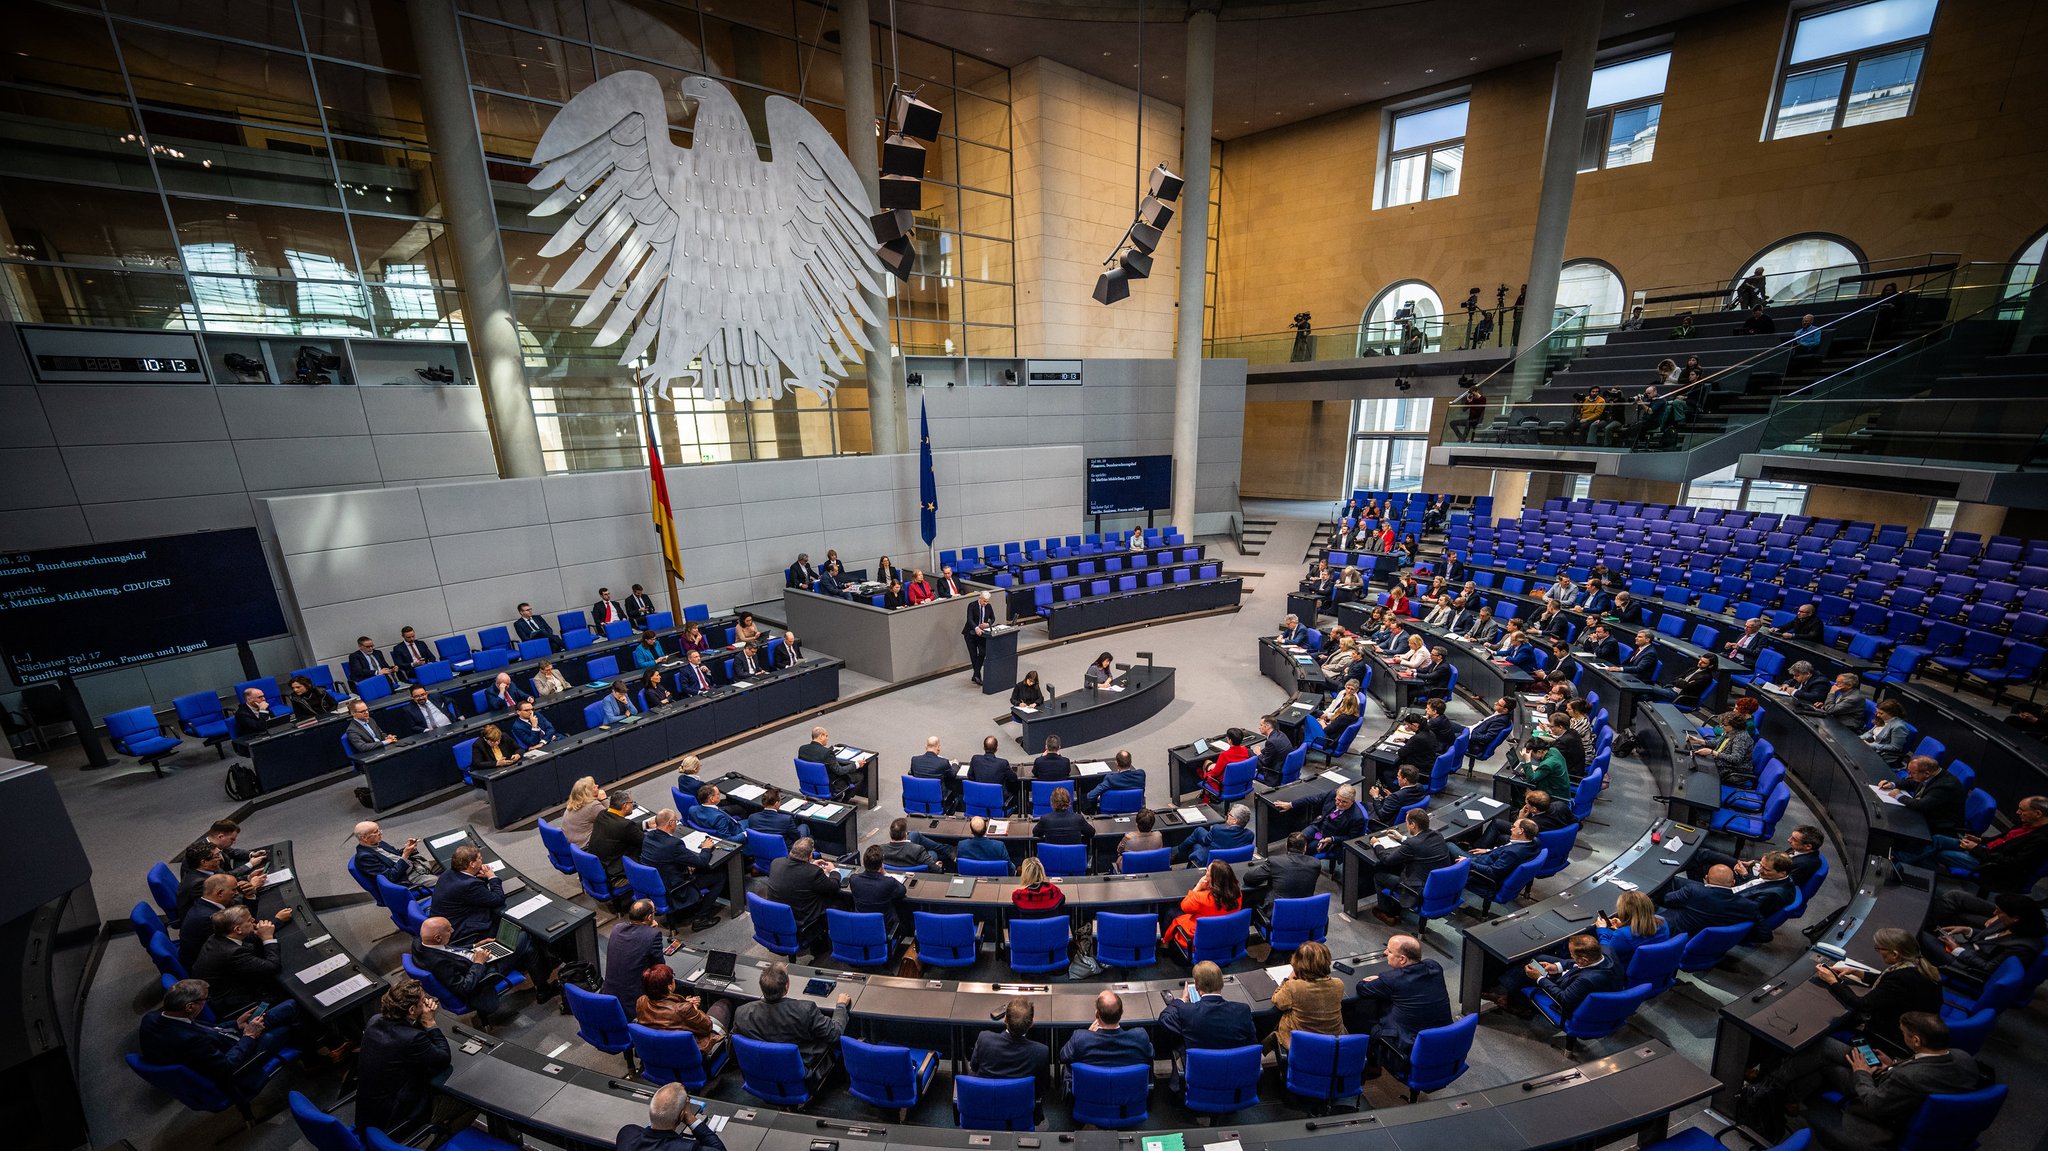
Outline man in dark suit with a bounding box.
[413,915,516,1023]
[956,817,1012,868]
[483,672,531,713]
[1244,833,1324,909]
[509,699,558,749]
[685,786,745,839]
[971,997,1051,1084]
[815,562,846,597]
[771,631,805,667]
[1176,802,1256,867]
[1463,817,1543,898]
[348,635,399,684]
[430,845,508,945]
[1577,622,1622,664]
[1255,714,1295,785]
[1925,796,2047,890]
[1622,632,1661,681]
[1736,851,1802,922]
[189,819,258,876]
[908,734,958,806]
[1882,755,1969,839]
[744,788,809,848]
[1084,749,1146,813]
[591,587,630,630]
[786,554,819,589]
[1474,787,1575,849]
[1352,934,1453,1074]
[586,790,645,890]
[390,626,434,679]
[1032,735,1073,781]
[881,816,952,869]
[598,900,665,1011]
[344,699,398,755]
[178,873,242,968]
[1030,786,1093,845]
[1660,864,1765,938]
[848,845,909,936]
[175,843,251,918]
[764,839,846,952]
[1408,647,1453,697]
[675,650,715,696]
[1724,617,1766,666]
[1421,697,1459,750]
[1800,1012,1982,1151]
[798,724,863,794]
[730,641,768,680]
[639,809,722,930]
[1272,784,1368,859]
[963,592,996,685]
[1386,712,1441,789]
[353,979,453,1138]
[1369,809,1456,926]
[139,978,292,1096]
[233,686,290,737]
[1277,614,1311,647]
[625,584,657,627]
[1689,825,1825,889]
[388,683,458,737]
[1059,990,1154,1084]
[191,907,290,1019]
[967,735,1019,790]
[1366,765,1431,829]
[1485,932,1624,1022]
[732,963,852,1078]
[1607,591,1646,626]
[935,566,964,598]
[514,602,563,651]
[1159,961,1257,1067]
[615,1084,726,1151]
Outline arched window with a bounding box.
[1358,280,1442,356]
[1731,234,1865,306]
[2006,228,2046,298]
[1556,260,1627,325]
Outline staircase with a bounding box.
[1240,516,1275,557]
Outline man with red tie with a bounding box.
[591,587,629,630]
[488,672,530,712]
[677,649,715,696]
[936,566,964,599]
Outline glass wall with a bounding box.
[1349,396,1434,493]
[1681,463,1809,514]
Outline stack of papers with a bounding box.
[1177,806,1208,823]
[314,973,374,1007]
[1868,783,1905,806]
[835,747,860,760]
[1320,769,1349,784]
[1076,761,1112,776]
[263,867,296,885]
[506,893,553,918]
[729,783,766,801]
[988,820,1011,835]
[1014,704,1037,714]
[294,954,350,984]
[777,797,805,812]
[430,831,469,849]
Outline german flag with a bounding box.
[644,407,684,582]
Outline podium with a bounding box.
[981,624,1019,694]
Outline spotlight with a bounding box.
[1148,164,1184,202]
[1118,249,1153,280]
[1093,267,1132,305]
[891,90,943,141]
[906,371,924,386]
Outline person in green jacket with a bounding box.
[1515,736,1573,801]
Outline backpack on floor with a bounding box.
[225,762,262,801]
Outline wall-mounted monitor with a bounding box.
[1086,455,1173,515]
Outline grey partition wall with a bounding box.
[780,588,1010,683]
[261,445,1084,667]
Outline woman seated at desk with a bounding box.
[1084,652,1116,689]
[882,579,907,609]
[905,570,935,605]
[1117,809,1165,867]
[1200,728,1255,791]
[562,776,607,847]
[1323,635,1363,679]
[1393,633,1433,671]
[531,659,570,697]
[875,555,901,586]
[635,964,732,1054]
[641,670,675,709]
[733,611,763,646]
[286,674,337,720]
[1011,670,1044,710]
[1320,681,1362,731]
[1862,698,1912,767]
[1163,860,1242,963]
[1010,857,1065,921]
[678,623,710,654]
[474,722,521,768]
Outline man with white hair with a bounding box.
[797,723,863,795]
[353,820,439,888]
[615,1082,724,1151]
[964,591,996,684]
[233,686,289,736]
[1175,803,1256,867]
[412,916,517,1024]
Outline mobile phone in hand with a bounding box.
[1854,1043,1880,1068]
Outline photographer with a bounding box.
[1450,378,1487,441]
[1290,311,1314,362]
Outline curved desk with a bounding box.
[419,824,604,964]
[1883,682,2048,808]
[247,839,385,1024]
[1017,664,1175,753]
[1043,577,1242,639]
[1752,690,1927,885]
[896,867,1205,918]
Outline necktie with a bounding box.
[696,667,708,690]
[503,691,513,708]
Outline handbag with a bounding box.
[896,942,923,979]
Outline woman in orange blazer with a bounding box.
[1164,860,1243,960]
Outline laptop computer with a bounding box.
[473,917,523,963]
[702,950,738,985]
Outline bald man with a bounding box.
[615,1082,724,1151]
[1660,863,1764,938]
[353,820,439,889]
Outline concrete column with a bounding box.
[1509,0,1603,402]
[840,0,903,456]
[1169,2,1218,534]
[405,0,545,477]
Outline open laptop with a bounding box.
[702,950,739,985]
[473,917,523,963]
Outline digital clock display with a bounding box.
[35,354,194,374]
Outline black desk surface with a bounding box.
[418,824,598,954]
[1016,664,1176,753]
[895,867,1205,911]
[246,840,386,1022]
[1464,819,1706,967]
[1752,689,1927,886]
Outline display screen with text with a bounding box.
[1086,455,1173,515]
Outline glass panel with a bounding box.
[797,46,847,107]
[1426,144,1463,199]
[955,140,1011,196]
[0,263,194,328]
[2,2,128,102]
[1790,0,1938,65]
[316,61,428,145]
[168,198,359,280]
[594,53,701,130]
[1356,397,1434,433]
[1744,478,1808,516]
[374,282,463,338]
[700,0,795,36]
[955,54,1007,94]
[891,318,960,357]
[2008,231,2046,297]
[118,26,322,132]
[1390,100,1468,152]
[1841,46,1922,126]
[1743,236,1863,302]
[1772,64,1846,138]
[1605,102,1659,167]
[349,216,454,283]
[588,0,709,70]
[962,323,1015,357]
[703,16,803,95]
[0,177,177,269]
[957,190,1009,239]
[958,234,1012,285]
[335,140,441,218]
[1578,110,1609,173]
[185,273,374,334]
[473,91,555,160]
[1385,151,1426,207]
[960,282,1012,329]
[953,90,1009,150]
[459,0,590,40]
[303,0,419,72]
[1557,262,1626,321]
[1386,438,1428,493]
[147,121,342,209]
[106,0,305,48]
[1587,52,1671,108]
[1361,282,1443,353]
[1682,463,1746,510]
[501,227,571,290]
[463,20,595,103]
[0,93,153,189]
[1350,438,1390,492]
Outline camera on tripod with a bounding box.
[293,344,341,386]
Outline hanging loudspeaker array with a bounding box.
[870,89,944,282]
[1094,163,1183,305]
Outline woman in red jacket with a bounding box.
[1200,727,1255,791]
[1164,860,1243,960]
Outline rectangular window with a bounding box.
[1382,100,1468,208]
[1349,398,1434,493]
[1579,51,1669,171]
[1769,0,1937,139]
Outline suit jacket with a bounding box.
[600,694,641,725]
[1256,729,1296,780]
[1534,956,1626,1017]
[178,898,229,968]
[1412,658,1452,694]
[1827,966,1942,1052]
[746,808,807,845]
[600,922,665,1004]
[909,751,953,780]
[1309,797,1368,843]
[390,638,433,673]
[881,839,939,870]
[1467,838,1541,885]
[1031,754,1073,780]
[963,600,995,639]
[1609,601,1646,626]
[1500,642,1539,671]
[1394,729,1442,778]
[730,649,767,680]
[1530,798,1577,832]
[1160,993,1258,1051]
[1279,625,1310,646]
[1738,875,1800,920]
[1899,770,1968,837]
[1622,644,1660,680]
[1727,631,1765,664]
[1788,676,1829,704]
[1032,809,1093,845]
[1087,766,1145,804]
[1377,830,1455,888]
[1246,852,1324,905]
[1660,879,1764,938]
[1355,958,1453,1046]
[1784,615,1825,641]
[786,561,818,588]
[615,1125,726,1151]
[849,869,907,931]
[625,592,656,624]
[388,699,458,737]
[587,810,645,883]
[936,573,964,598]
[139,1010,265,1087]
[1834,1049,1982,1148]
[345,716,391,753]
[967,754,1018,788]
[348,648,394,682]
[1180,821,1256,866]
[970,1029,1050,1081]
[1582,636,1621,663]
[592,598,629,627]
[191,934,283,1017]
[1971,824,2048,891]
[514,616,556,642]
[510,714,557,748]
[431,870,507,944]
[685,804,743,839]
[1781,848,1824,891]
[639,828,715,898]
[1060,1025,1153,1068]
[765,856,844,927]
[732,995,848,1065]
[676,662,715,696]
[234,704,289,737]
[410,938,499,1007]
[1424,715,1460,750]
[1369,784,1430,827]
[354,1015,451,1136]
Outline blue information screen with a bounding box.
[1087,455,1173,515]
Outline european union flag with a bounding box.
[918,395,938,546]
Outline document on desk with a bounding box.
[263,868,295,885]
[1320,770,1349,784]
[295,954,350,984]
[729,783,766,802]
[1758,682,1792,695]
[805,803,846,820]
[430,831,470,849]
[1077,761,1111,776]
[1013,704,1037,714]
[681,831,717,852]
[778,797,805,812]
[835,747,860,760]
[1177,806,1208,824]
[988,820,1011,835]
[506,893,553,918]
[1465,809,1487,820]
[1477,797,1506,808]
[1100,683,1125,692]
[956,765,971,778]
[314,973,374,1006]
[1868,783,1906,806]
[485,859,504,871]
[727,679,752,690]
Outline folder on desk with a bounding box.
[946,877,976,897]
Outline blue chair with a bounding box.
[957,855,1010,877]
[744,828,790,874]
[289,1090,363,1151]
[1309,717,1363,763]
[130,901,167,950]
[954,1075,1036,1131]
[105,706,182,775]
[913,911,980,967]
[1397,1013,1478,1099]
[1940,1006,1997,1055]
[1037,842,1088,877]
[146,932,189,980]
[1711,780,1791,841]
[1203,758,1256,807]
[682,604,710,622]
[1942,955,2026,1015]
[1098,787,1144,814]
[1532,823,1580,881]
[1625,932,1689,995]
[585,655,620,681]
[582,701,608,730]
[1211,842,1257,865]
[1278,743,1308,784]
[1530,982,1655,1044]
[1118,847,1170,874]
[1646,1131,1810,1151]
[1283,1032,1372,1111]
[146,862,181,919]
[1677,922,1753,973]
[903,775,946,816]
[1183,1044,1263,1116]
[402,951,524,1018]
[569,842,622,903]
[562,628,596,650]
[1472,848,1548,916]
[536,818,577,875]
[1096,911,1159,968]
[1190,908,1253,966]
[827,909,891,967]
[842,1037,938,1120]
[963,780,1008,818]
[794,756,840,802]
[518,638,552,661]
[129,1046,291,1123]
[1030,780,1066,816]
[731,1036,814,1107]
[1264,893,1331,951]
[621,857,672,916]
[1383,857,1471,936]
[628,1022,728,1090]
[414,660,455,686]
[1899,1083,2008,1151]
[376,875,428,936]
[1070,1063,1150,1129]
[172,692,233,759]
[1569,766,1605,823]
[355,673,395,701]
[564,983,636,1065]
[1008,916,1069,974]
[747,893,804,957]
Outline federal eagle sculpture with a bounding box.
[527,71,891,403]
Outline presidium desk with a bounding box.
[1015,663,1175,753]
[780,585,1010,683]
